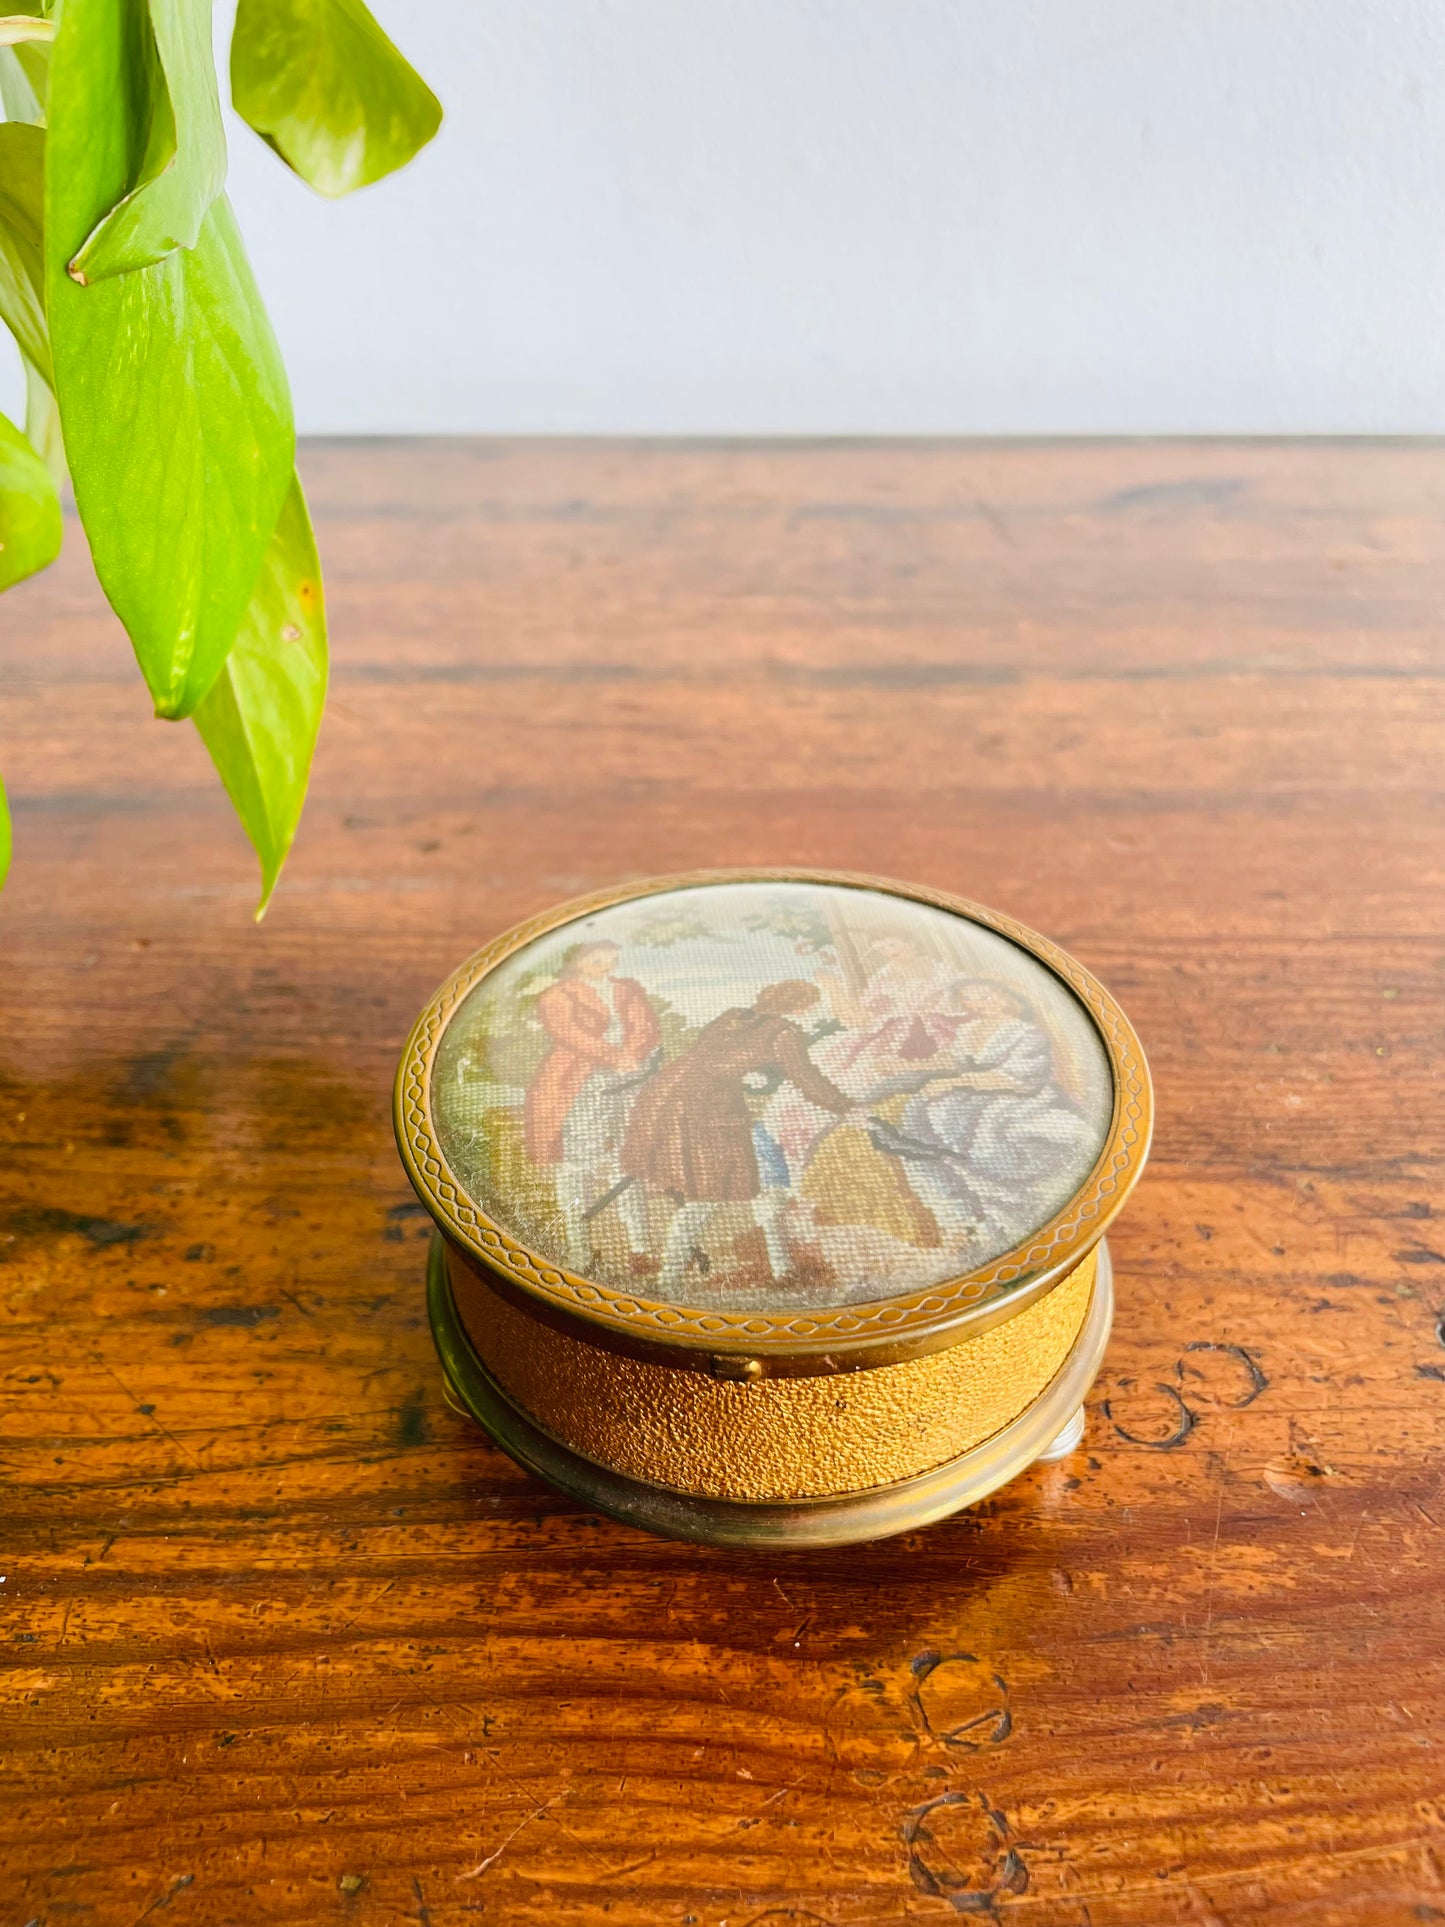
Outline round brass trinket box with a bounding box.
[395,871,1152,1548]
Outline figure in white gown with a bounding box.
[898,979,1099,1259]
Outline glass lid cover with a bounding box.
[429,879,1115,1315]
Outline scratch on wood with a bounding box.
[90,1351,202,1471]
[457,1790,570,1879]
[133,1872,194,1923]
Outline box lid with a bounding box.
[395,870,1151,1372]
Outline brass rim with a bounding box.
[426,1230,1115,1550]
[396,867,1150,1364]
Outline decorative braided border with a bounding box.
[394,869,1152,1352]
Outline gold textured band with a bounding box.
[446,1245,1098,1503]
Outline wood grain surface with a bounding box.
[2,439,1443,1927]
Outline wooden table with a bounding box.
[2,441,1442,1927]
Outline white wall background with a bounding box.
[9,0,1445,434]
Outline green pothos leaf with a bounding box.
[0,404,61,590]
[68,0,226,284]
[0,0,50,120]
[0,121,50,385]
[0,50,44,121]
[193,473,326,916]
[23,355,63,488]
[0,14,52,43]
[46,0,293,719]
[230,0,440,197]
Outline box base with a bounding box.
[427,1233,1113,1550]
